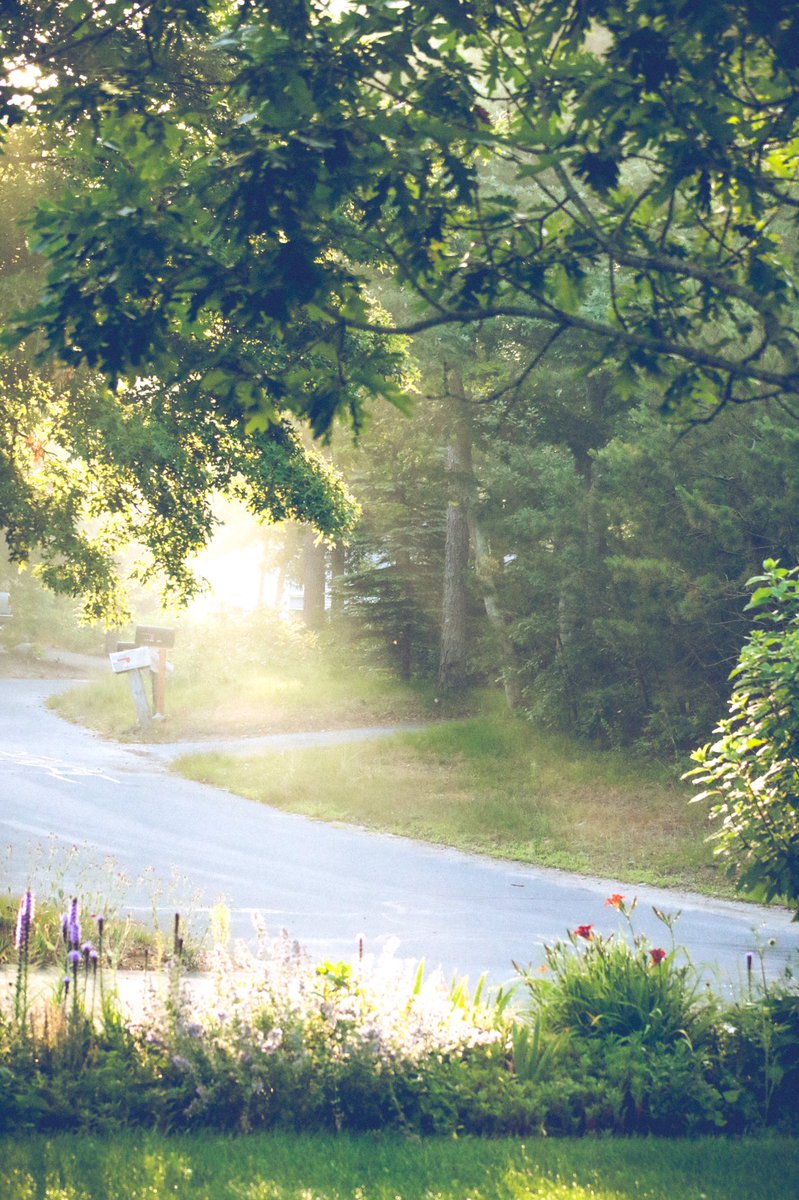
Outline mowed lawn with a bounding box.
[176,714,723,894]
[3,1133,797,1200]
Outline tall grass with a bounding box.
[49,613,436,740]
[178,714,719,893]
[2,1133,796,1200]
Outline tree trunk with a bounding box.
[256,534,271,609]
[302,528,327,631]
[443,368,524,711]
[329,539,347,619]
[437,368,473,695]
[472,522,523,711]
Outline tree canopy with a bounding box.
[2,1,799,617]
[4,0,799,432]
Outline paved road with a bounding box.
[2,678,798,992]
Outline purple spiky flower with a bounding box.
[15,890,34,952]
[61,897,82,950]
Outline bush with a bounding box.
[519,898,712,1046]
[687,560,799,912]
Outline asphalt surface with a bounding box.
[2,677,798,992]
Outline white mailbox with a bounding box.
[109,646,152,674]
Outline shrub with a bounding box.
[519,898,712,1047]
[687,561,799,912]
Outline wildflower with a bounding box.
[258,1026,284,1054]
[15,889,34,950]
[64,897,81,948]
[650,947,667,965]
[575,925,594,940]
[605,894,625,910]
[68,949,82,965]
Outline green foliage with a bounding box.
[688,561,799,911]
[513,898,797,1136]
[0,114,365,619]
[481,376,799,748]
[4,891,799,1141]
[520,901,709,1048]
[6,0,799,430]
[332,395,451,680]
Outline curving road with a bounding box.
[2,677,798,991]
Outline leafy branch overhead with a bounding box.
[4,0,799,432]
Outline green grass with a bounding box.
[49,648,437,741]
[2,1133,796,1199]
[176,712,726,894]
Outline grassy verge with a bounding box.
[175,713,724,894]
[48,636,439,741]
[2,1133,796,1200]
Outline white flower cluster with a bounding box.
[164,928,507,1070]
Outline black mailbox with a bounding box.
[135,626,176,649]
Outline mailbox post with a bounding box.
[135,626,176,717]
[109,646,153,727]
[109,626,176,727]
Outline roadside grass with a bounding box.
[2,1133,796,1200]
[0,893,203,971]
[176,713,723,894]
[48,637,439,741]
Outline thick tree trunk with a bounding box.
[302,528,327,631]
[443,368,523,711]
[274,560,287,612]
[329,539,347,619]
[472,522,523,711]
[256,535,271,609]
[437,368,473,695]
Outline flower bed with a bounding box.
[2,892,798,1136]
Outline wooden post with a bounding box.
[128,669,152,728]
[154,647,167,716]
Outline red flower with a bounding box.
[650,947,667,965]
[605,894,625,910]
[575,925,594,940]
